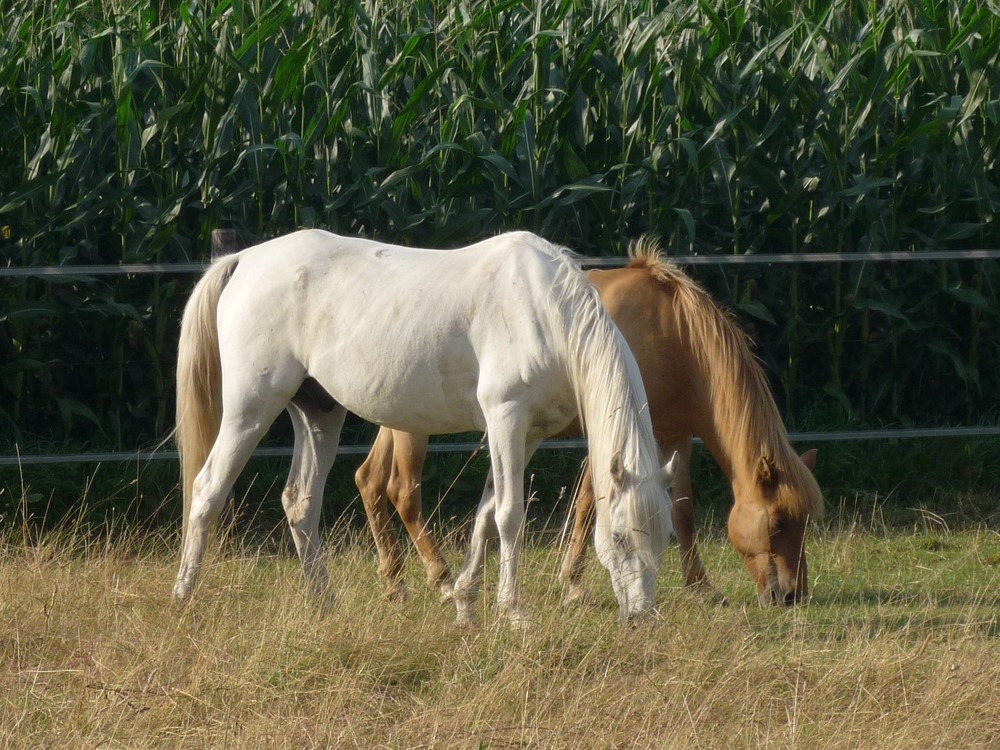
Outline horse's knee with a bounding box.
[355,461,389,512]
[354,460,374,499]
[353,461,367,492]
[393,484,424,526]
[281,481,311,527]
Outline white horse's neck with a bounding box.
[546,255,661,496]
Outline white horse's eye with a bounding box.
[611,531,630,553]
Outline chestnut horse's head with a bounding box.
[727,448,821,606]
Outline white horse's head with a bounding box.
[594,451,679,621]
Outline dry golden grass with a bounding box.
[2,520,999,749]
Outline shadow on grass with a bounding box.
[810,587,1000,609]
[731,585,1000,642]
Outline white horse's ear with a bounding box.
[661,451,680,489]
[610,451,626,487]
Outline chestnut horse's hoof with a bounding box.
[687,581,727,607]
[384,582,409,603]
[561,584,594,609]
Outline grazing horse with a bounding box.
[355,240,823,607]
[173,230,677,624]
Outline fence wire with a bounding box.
[4,248,1000,278]
[4,428,1000,468]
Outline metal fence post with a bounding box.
[211,228,243,259]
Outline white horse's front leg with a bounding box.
[492,455,527,625]
[453,411,538,628]
[491,431,542,628]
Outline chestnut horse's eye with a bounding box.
[769,515,781,537]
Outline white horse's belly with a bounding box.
[326,367,487,434]
[307,340,575,437]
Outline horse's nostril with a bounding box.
[783,590,798,606]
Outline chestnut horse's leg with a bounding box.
[355,427,408,598]
[558,461,596,607]
[660,438,726,603]
[664,439,704,584]
[356,428,451,598]
[386,431,453,597]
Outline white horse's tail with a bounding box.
[176,255,240,543]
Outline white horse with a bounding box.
[173,229,676,624]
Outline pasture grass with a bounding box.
[2,509,999,749]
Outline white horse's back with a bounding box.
[216,229,578,435]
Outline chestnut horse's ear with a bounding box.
[610,451,626,487]
[799,448,818,472]
[757,455,778,489]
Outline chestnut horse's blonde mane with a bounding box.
[627,238,822,520]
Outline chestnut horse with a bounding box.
[355,240,823,606]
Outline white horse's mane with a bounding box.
[533,239,669,558]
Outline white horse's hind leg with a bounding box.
[283,401,347,602]
[173,413,277,600]
[452,475,498,626]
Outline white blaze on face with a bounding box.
[593,483,651,620]
[594,451,679,621]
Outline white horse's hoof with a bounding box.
[455,611,477,628]
[437,581,455,602]
[453,591,478,626]
[507,609,532,632]
[172,581,192,602]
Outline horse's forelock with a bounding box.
[778,455,824,520]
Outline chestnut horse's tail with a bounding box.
[176,255,240,543]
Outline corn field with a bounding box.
[2,0,999,462]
